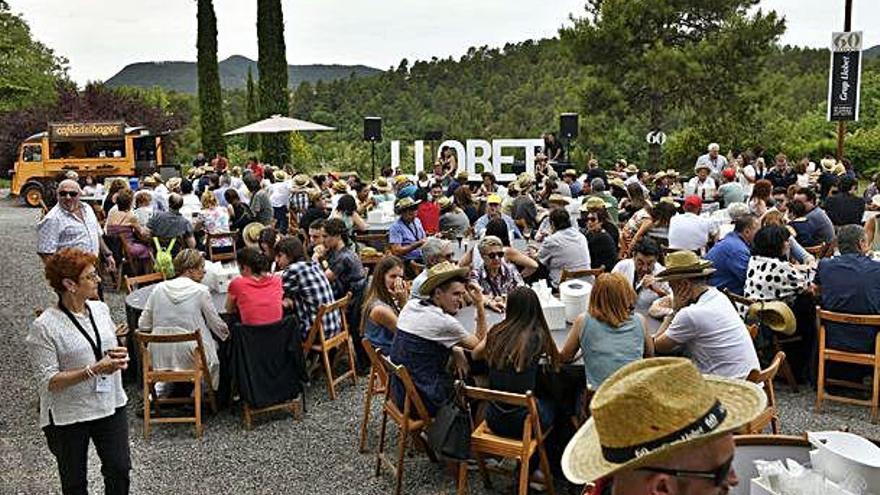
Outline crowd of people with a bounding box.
[26,142,880,494]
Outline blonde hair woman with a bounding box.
[200,190,231,249]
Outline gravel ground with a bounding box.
[1,198,879,494]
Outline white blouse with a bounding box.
[27,301,127,427]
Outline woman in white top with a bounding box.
[138,249,229,391]
[27,248,130,494]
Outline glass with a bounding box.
[485,251,504,260]
[638,456,734,487]
[58,190,80,198]
[587,216,598,222]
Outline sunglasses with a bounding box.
[586,216,598,222]
[638,455,734,487]
[485,251,504,260]
[58,191,80,198]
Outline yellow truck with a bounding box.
[9,121,167,207]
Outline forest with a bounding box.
[2,0,879,178]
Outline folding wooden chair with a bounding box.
[134,330,217,439]
[560,266,604,284]
[124,271,166,294]
[302,293,358,400]
[125,272,165,294]
[375,355,436,495]
[456,384,555,495]
[354,232,389,252]
[816,309,880,423]
[206,230,237,262]
[745,351,785,434]
[359,338,388,453]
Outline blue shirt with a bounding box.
[816,253,880,352]
[473,213,523,240]
[388,217,426,260]
[805,207,835,244]
[704,232,751,295]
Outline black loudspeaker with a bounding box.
[364,117,382,142]
[424,130,443,141]
[560,113,579,139]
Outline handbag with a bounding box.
[425,384,472,461]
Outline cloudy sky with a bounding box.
[9,0,880,85]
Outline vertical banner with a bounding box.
[827,31,863,122]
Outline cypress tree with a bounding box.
[245,67,259,152]
[196,0,225,156]
[257,0,290,166]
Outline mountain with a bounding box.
[104,55,382,93]
[866,44,880,60]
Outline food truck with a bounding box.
[9,121,168,207]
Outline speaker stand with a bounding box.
[370,141,376,181]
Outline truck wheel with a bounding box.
[22,183,44,208]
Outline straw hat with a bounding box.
[374,177,393,193]
[652,171,667,182]
[142,176,158,187]
[820,157,837,171]
[831,163,846,176]
[655,251,715,281]
[694,163,711,173]
[548,194,569,206]
[419,261,469,296]
[456,170,470,182]
[242,222,266,249]
[624,164,638,174]
[293,174,311,188]
[747,301,796,335]
[394,197,421,213]
[581,196,608,211]
[437,196,455,211]
[394,175,410,186]
[152,172,164,183]
[562,357,766,485]
[659,196,680,206]
[563,168,578,177]
[871,194,880,209]
[274,170,289,182]
[332,181,348,193]
[486,194,502,205]
[665,169,679,177]
[166,177,182,191]
[608,178,626,190]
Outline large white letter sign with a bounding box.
[494,138,544,181]
[390,140,401,171]
[466,139,493,179]
[413,140,425,174]
[437,139,467,173]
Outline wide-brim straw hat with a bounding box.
[332,181,349,193]
[373,177,393,193]
[456,171,470,182]
[419,261,470,296]
[624,164,639,174]
[820,157,837,171]
[564,168,578,177]
[694,163,711,173]
[395,197,421,213]
[655,250,715,281]
[438,196,455,211]
[293,174,311,189]
[747,301,796,335]
[242,222,266,248]
[562,357,766,485]
[608,178,626,190]
[831,163,846,176]
[274,170,289,182]
[166,177,182,191]
[581,196,608,211]
[653,171,667,182]
[486,194,502,205]
[142,176,158,187]
[548,194,569,206]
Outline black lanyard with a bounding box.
[59,302,103,362]
[403,220,421,240]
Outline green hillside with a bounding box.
[105,55,382,93]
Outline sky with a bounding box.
[9,0,880,86]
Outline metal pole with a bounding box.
[836,0,853,161]
[371,141,376,181]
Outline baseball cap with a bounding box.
[683,195,703,209]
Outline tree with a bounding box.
[0,0,67,112]
[196,0,226,156]
[257,0,290,166]
[560,0,785,167]
[245,67,259,152]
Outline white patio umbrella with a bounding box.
[224,114,335,135]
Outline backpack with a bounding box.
[153,237,176,278]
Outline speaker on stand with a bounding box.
[363,117,382,180]
[559,113,579,163]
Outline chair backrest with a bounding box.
[362,338,389,383]
[134,329,211,384]
[303,292,351,350]
[379,355,433,423]
[817,308,880,327]
[125,271,166,294]
[747,351,784,407]
[233,316,307,408]
[206,230,238,262]
[459,383,544,441]
[560,266,604,283]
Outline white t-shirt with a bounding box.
[668,212,715,251]
[664,287,760,379]
[740,164,756,198]
[538,226,591,286]
[269,181,292,208]
[396,300,469,348]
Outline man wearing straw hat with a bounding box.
[563,357,766,494]
[652,251,760,379]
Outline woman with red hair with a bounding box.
[28,248,131,494]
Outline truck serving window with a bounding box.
[22,145,42,162]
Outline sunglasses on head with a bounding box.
[638,455,734,487]
[485,251,504,260]
[58,191,79,198]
